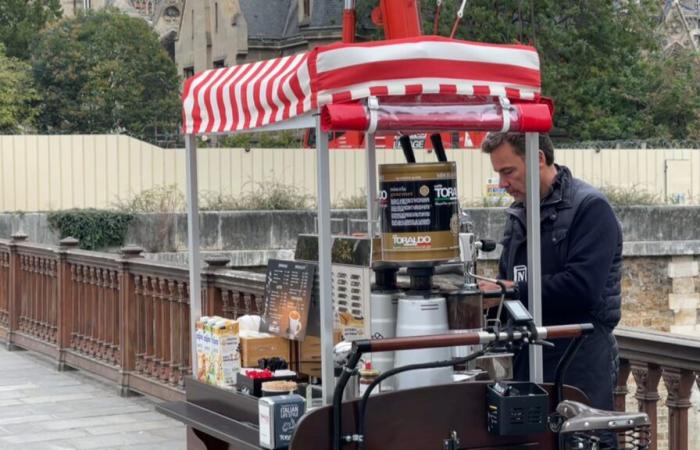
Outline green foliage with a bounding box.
[354,0,700,142]
[30,9,180,141]
[47,209,134,250]
[0,44,39,133]
[113,184,185,213]
[0,0,62,59]
[215,130,302,149]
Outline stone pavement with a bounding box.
[0,346,186,450]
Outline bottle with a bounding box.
[358,362,380,396]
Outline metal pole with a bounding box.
[315,116,335,404]
[365,133,377,236]
[525,132,543,383]
[185,134,202,380]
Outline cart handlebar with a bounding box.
[353,323,594,354]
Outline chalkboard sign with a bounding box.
[261,259,316,341]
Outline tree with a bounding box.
[0,0,62,59]
[0,44,38,133]
[31,9,181,141]
[355,0,700,142]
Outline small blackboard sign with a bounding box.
[261,259,316,341]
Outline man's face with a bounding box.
[489,142,527,202]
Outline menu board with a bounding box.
[261,259,316,341]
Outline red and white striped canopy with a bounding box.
[182,36,541,135]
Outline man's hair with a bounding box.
[481,132,555,165]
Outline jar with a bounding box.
[358,362,380,396]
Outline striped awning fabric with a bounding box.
[182,36,541,135]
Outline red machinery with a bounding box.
[309,0,487,150]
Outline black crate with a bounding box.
[486,382,548,436]
[236,373,297,398]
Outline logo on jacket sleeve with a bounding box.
[513,265,527,283]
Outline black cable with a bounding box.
[355,346,492,450]
[333,349,362,450]
[553,335,587,407]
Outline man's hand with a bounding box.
[478,279,514,294]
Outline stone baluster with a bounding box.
[615,359,631,411]
[7,232,28,349]
[203,257,228,317]
[57,237,79,370]
[159,278,170,382]
[662,368,694,450]
[632,362,662,450]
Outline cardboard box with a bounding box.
[299,336,322,362]
[240,335,291,368]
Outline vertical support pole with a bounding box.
[185,134,202,380]
[315,116,334,404]
[525,132,543,383]
[365,133,377,236]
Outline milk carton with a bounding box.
[214,318,241,387]
[258,395,306,449]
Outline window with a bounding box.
[213,59,226,69]
[303,0,311,20]
[184,67,195,78]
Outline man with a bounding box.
[480,132,622,414]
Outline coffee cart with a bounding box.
[157,35,647,450]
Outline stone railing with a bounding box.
[615,327,700,450]
[0,234,266,401]
[1,235,696,447]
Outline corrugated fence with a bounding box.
[0,134,697,211]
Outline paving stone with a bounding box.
[0,382,39,392]
[0,346,185,449]
[22,392,98,405]
[147,426,188,441]
[0,429,88,444]
[61,431,171,449]
[84,419,178,436]
[0,414,53,426]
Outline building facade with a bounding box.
[59,1,183,45]
[663,0,700,53]
[175,0,343,76]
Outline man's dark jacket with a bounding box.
[499,165,622,410]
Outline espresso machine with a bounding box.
[366,135,501,391]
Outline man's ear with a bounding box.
[539,150,546,167]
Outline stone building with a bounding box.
[59,0,183,58]
[663,0,700,53]
[175,0,343,77]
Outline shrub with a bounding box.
[235,181,313,210]
[47,209,134,250]
[334,190,367,209]
[200,191,239,211]
[598,185,663,206]
[114,184,185,213]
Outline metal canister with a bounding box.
[378,162,460,263]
